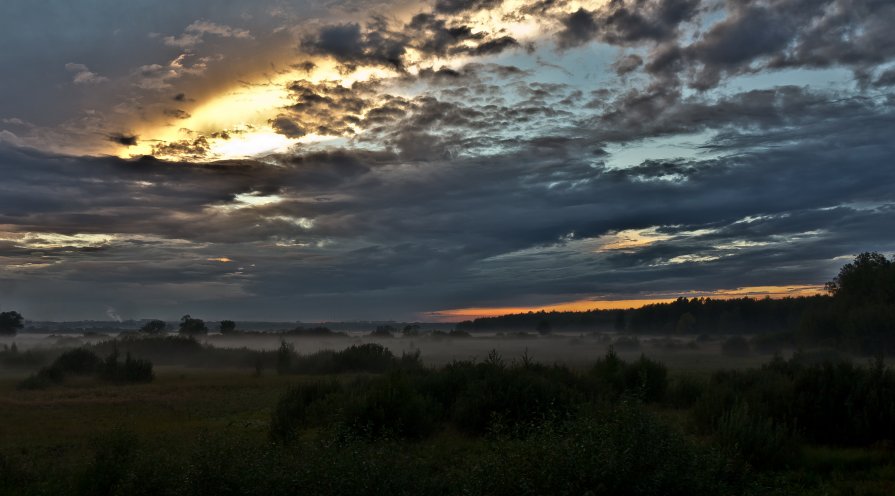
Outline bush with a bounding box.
[589,349,668,402]
[270,381,343,442]
[713,402,800,469]
[471,404,746,496]
[342,374,439,439]
[98,350,154,383]
[53,348,102,375]
[283,343,415,375]
[691,355,895,448]
[17,348,107,389]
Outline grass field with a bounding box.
[2,341,894,496]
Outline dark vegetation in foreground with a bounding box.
[3,346,894,496]
[459,252,895,354]
[17,348,153,390]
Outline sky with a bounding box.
[1,0,894,322]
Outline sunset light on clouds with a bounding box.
[1,0,894,321]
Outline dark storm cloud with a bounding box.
[302,21,408,70]
[872,68,895,87]
[269,114,307,138]
[434,0,503,14]
[548,0,895,90]
[108,133,138,146]
[556,8,599,49]
[302,13,521,72]
[407,14,484,56]
[556,0,699,49]
[612,54,644,75]
[465,36,520,56]
[3,0,895,320]
[638,0,895,89]
[163,108,192,119]
[2,82,894,318]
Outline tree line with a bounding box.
[457,252,895,354]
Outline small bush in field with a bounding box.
[589,349,669,402]
[270,381,343,442]
[343,374,440,439]
[714,402,799,469]
[666,374,706,408]
[17,348,107,389]
[99,350,154,383]
[283,343,418,374]
[53,348,102,375]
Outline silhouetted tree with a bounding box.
[178,315,208,335]
[536,320,552,335]
[139,319,167,334]
[825,252,895,305]
[219,320,236,334]
[0,311,24,336]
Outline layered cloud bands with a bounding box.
[0,0,894,320]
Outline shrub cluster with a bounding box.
[271,350,668,442]
[276,342,422,375]
[688,354,895,467]
[17,348,153,389]
[589,348,668,402]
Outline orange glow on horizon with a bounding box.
[425,284,826,321]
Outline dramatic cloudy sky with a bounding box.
[1,0,894,321]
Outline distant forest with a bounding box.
[458,252,895,354]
